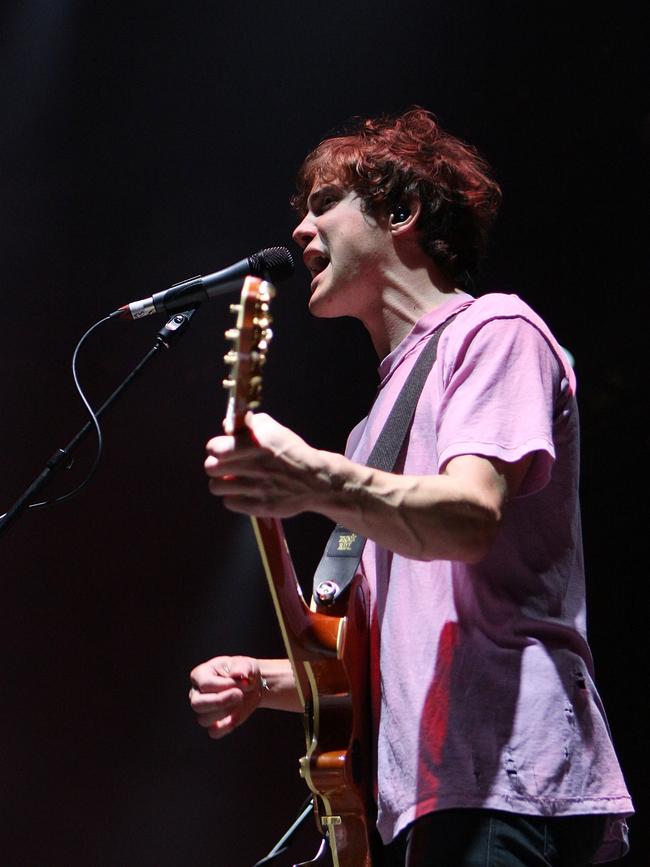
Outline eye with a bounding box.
[313,189,339,215]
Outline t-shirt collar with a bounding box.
[378,292,474,386]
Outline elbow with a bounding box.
[457,507,501,564]
[416,504,502,563]
[461,528,497,563]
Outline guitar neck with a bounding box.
[220,275,375,867]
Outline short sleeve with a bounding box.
[436,315,563,496]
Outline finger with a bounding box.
[227,657,261,691]
[221,495,277,516]
[191,690,239,714]
[205,434,237,455]
[190,659,231,684]
[204,453,272,478]
[236,675,260,694]
[190,672,240,696]
[191,675,239,692]
[205,438,261,460]
[207,477,273,499]
[245,411,264,445]
[247,413,300,453]
[204,460,266,481]
[207,713,240,739]
[246,411,276,438]
[193,688,244,722]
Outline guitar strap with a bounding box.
[312,308,463,606]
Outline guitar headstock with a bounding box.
[223,275,275,435]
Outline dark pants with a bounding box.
[381,809,606,867]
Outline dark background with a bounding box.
[0,3,647,865]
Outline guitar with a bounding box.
[222,275,375,867]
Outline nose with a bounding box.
[292,213,316,250]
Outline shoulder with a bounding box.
[451,292,550,334]
[441,293,576,391]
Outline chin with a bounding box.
[308,273,359,319]
[308,293,336,318]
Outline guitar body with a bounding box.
[253,516,375,867]
[223,277,375,867]
[307,576,375,867]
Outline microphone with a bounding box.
[112,246,294,320]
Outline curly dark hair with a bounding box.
[292,108,502,286]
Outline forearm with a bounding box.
[310,450,504,563]
[258,658,303,712]
[205,414,511,563]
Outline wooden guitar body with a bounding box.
[252,516,375,867]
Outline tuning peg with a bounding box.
[229,303,242,315]
[225,328,239,341]
[224,351,238,365]
[222,378,235,389]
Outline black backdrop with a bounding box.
[0,3,647,865]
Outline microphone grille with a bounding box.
[251,246,295,282]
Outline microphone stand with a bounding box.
[0,308,198,539]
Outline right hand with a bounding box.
[189,655,263,739]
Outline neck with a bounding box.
[362,264,463,358]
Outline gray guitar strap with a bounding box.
[312,311,460,606]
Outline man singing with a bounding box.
[190,108,632,866]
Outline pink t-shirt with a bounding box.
[345,293,633,862]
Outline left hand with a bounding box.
[204,412,329,517]
[189,655,265,738]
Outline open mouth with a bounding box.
[307,254,330,279]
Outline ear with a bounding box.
[388,197,420,235]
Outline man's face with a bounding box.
[292,182,391,320]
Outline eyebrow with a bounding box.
[306,184,339,214]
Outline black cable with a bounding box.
[35,315,110,508]
[0,315,111,517]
